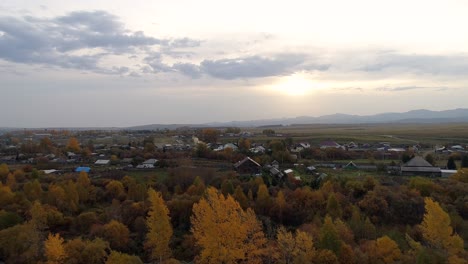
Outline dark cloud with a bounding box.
[171,54,328,79]
[172,63,202,78]
[377,86,448,92]
[0,11,199,74]
[363,53,468,75]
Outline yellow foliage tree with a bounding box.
[374,236,401,264]
[276,226,315,264]
[66,137,81,152]
[420,198,464,255]
[145,188,173,263]
[191,187,267,264]
[102,220,130,251]
[44,233,66,264]
[105,251,143,264]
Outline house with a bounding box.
[136,164,155,169]
[270,167,284,178]
[75,167,91,173]
[223,143,239,151]
[284,169,294,176]
[142,159,158,165]
[234,157,261,174]
[121,158,133,164]
[94,159,110,165]
[306,166,317,173]
[250,146,266,154]
[344,161,358,170]
[400,156,441,177]
[319,140,343,149]
[271,160,280,169]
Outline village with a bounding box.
[1,125,467,184]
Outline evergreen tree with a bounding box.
[447,156,457,170]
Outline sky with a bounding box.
[1,0,468,127]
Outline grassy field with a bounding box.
[245,123,468,145]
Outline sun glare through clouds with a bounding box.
[271,72,317,96]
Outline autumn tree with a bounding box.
[191,187,267,264]
[64,237,110,264]
[319,215,341,255]
[256,183,271,215]
[238,138,251,152]
[420,198,464,256]
[233,185,249,209]
[0,163,9,180]
[326,193,342,219]
[363,236,401,264]
[201,128,220,144]
[145,188,173,263]
[276,227,315,264]
[44,233,66,264]
[101,220,130,251]
[106,251,143,264]
[67,137,81,152]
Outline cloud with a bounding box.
[377,86,449,92]
[0,11,199,74]
[172,54,328,79]
[362,52,468,76]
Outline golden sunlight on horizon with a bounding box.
[269,72,318,96]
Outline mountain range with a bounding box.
[126,108,468,129]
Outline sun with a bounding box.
[271,72,315,96]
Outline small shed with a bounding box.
[75,167,91,173]
[95,159,110,165]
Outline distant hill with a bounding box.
[3,108,468,130]
[125,108,468,129]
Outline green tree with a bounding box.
[326,193,342,219]
[319,215,342,255]
[447,156,457,170]
[461,155,468,168]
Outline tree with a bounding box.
[256,184,271,215]
[106,180,126,200]
[201,129,220,144]
[461,155,468,168]
[145,188,173,263]
[420,198,464,255]
[233,185,249,210]
[319,215,341,255]
[424,154,436,166]
[44,233,66,264]
[375,236,401,263]
[447,156,457,170]
[262,129,275,135]
[0,163,9,180]
[64,237,110,264]
[101,220,130,251]
[66,137,81,152]
[326,193,342,219]
[191,187,266,264]
[276,227,315,264]
[106,251,143,264]
[238,138,251,152]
